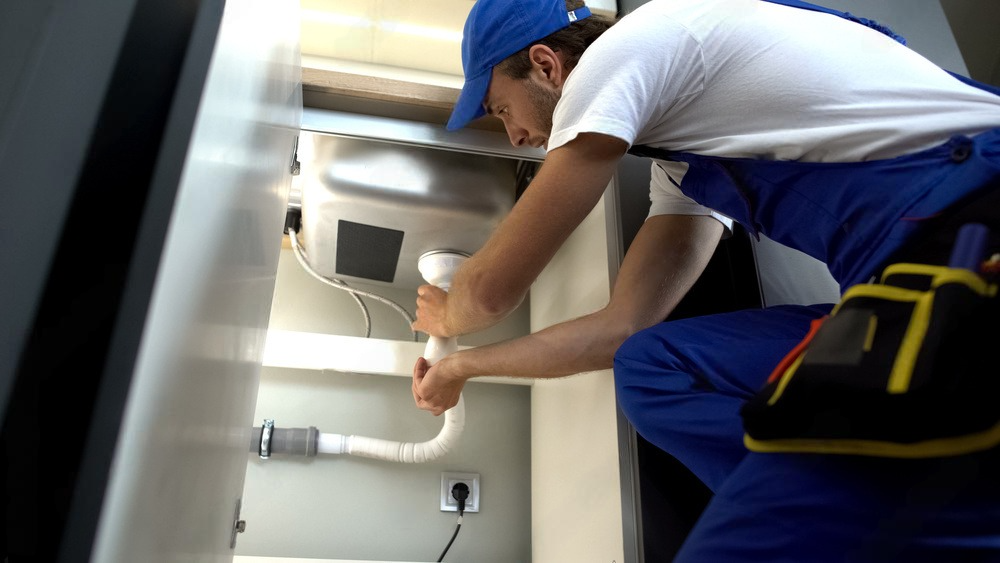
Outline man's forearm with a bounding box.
[412,311,620,416]
[445,215,724,380]
[446,307,629,381]
[414,215,724,415]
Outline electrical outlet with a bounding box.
[440,471,480,513]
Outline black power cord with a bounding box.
[437,482,470,562]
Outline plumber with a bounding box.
[410,0,1000,559]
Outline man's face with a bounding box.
[483,68,560,150]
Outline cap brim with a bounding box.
[446,70,491,131]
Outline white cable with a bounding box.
[287,227,418,340]
[287,227,371,337]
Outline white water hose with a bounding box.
[253,251,469,463]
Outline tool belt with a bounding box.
[742,225,1000,458]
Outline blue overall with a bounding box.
[612,1,1000,560]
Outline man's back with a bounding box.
[551,0,1000,162]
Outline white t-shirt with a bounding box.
[548,0,1000,223]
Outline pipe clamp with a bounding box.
[259,419,274,459]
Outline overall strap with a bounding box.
[945,70,1000,97]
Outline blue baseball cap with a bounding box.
[446,0,592,131]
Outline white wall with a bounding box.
[940,0,1000,86]
[240,367,531,562]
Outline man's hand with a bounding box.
[411,284,452,337]
[412,354,467,416]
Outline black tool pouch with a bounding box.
[741,262,999,458]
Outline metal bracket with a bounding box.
[259,419,274,459]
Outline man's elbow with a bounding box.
[455,262,530,327]
[603,303,668,349]
[470,282,525,320]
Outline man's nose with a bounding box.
[505,124,528,147]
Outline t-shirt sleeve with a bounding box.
[548,13,705,151]
[648,161,734,234]
[548,10,730,234]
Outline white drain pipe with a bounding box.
[252,251,469,463]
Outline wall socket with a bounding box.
[440,471,480,513]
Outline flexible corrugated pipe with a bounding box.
[252,251,468,462]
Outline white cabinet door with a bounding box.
[90,1,301,561]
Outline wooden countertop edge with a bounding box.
[302,67,459,111]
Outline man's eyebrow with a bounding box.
[483,100,495,116]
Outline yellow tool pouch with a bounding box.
[742,262,999,458]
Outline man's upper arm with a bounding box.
[606,213,725,333]
[455,133,629,316]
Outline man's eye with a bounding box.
[499,107,509,115]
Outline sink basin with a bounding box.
[295,131,520,289]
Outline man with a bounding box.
[412,0,1000,559]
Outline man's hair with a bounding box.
[496,0,617,79]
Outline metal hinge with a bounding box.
[290,135,301,176]
[230,498,247,549]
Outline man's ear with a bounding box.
[527,44,566,88]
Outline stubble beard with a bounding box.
[524,78,560,141]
